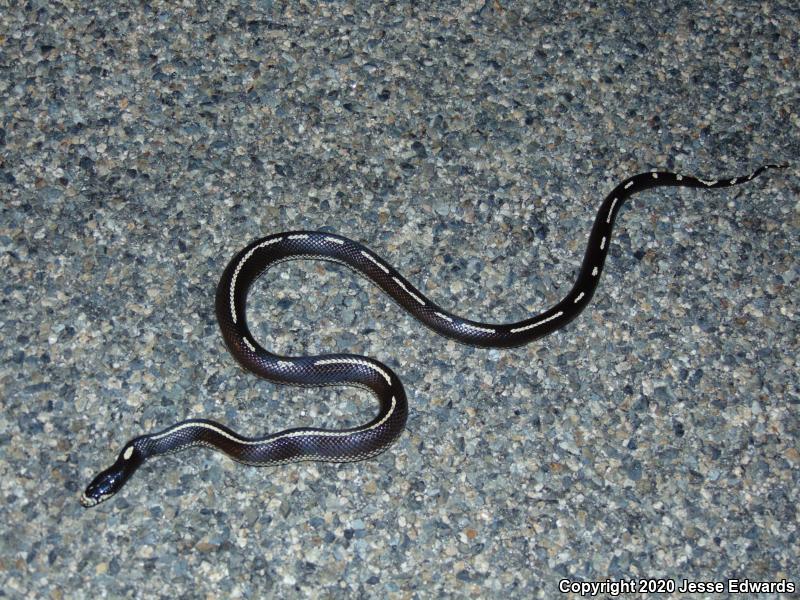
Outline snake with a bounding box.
[81,164,785,507]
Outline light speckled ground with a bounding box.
[1,1,798,598]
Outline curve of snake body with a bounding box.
[81,165,785,507]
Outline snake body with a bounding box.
[81,165,784,507]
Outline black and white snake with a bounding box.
[81,165,785,507]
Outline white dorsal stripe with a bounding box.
[243,338,256,352]
[606,197,618,223]
[624,181,634,189]
[314,358,392,386]
[325,236,345,245]
[361,250,390,273]
[230,237,283,323]
[150,396,397,445]
[391,277,425,306]
[461,323,495,334]
[434,312,453,322]
[510,311,564,333]
[574,292,585,303]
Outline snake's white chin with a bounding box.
[80,493,104,507]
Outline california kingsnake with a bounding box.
[81,165,785,507]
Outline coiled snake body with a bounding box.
[81,165,784,506]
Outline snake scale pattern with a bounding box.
[81,165,784,507]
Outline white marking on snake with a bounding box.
[592,266,599,276]
[81,492,113,506]
[510,311,565,333]
[729,178,737,185]
[607,198,618,223]
[600,236,606,250]
[277,360,293,369]
[677,174,683,181]
[699,179,717,186]
[391,277,425,306]
[435,312,453,322]
[652,172,658,179]
[230,237,283,324]
[574,292,585,303]
[288,234,309,240]
[361,251,390,274]
[325,237,345,245]
[123,446,134,460]
[314,358,393,386]
[460,323,495,334]
[243,337,256,353]
[150,396,397,445]
[624,181,634,189]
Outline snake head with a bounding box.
[80,443,144,507]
